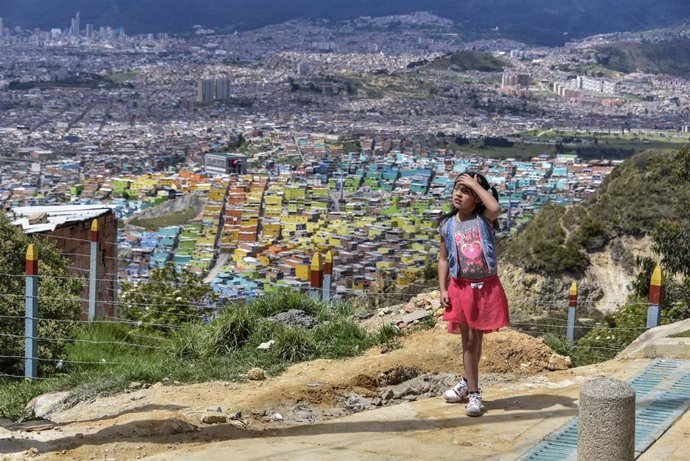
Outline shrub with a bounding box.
[249,290,322,317]
[119,263,218,330]
[0,212,83,377]
[273,327,318,363]
[543,334,575,359]
[211,306,256,352]
[312,318,374,359]
[166,322,215,360]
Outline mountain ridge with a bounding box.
[1,1,689,45]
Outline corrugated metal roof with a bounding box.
[11,205,114,234]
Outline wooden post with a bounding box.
[323,250,333,302]
[646,265,664,329]
[310,252,323,301]
[25,244,38,381]
[566,281,577,343]
[89,219,99,321]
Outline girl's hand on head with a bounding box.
[457,173,480,189]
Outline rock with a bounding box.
[548,352,572,371]
[271,413,283,421]
[434,307,446,317]
[380,389,395,402]
[268,309,319,329]
[247,368,266,380]
[23,447,39,458]
[201,414,227,424]
[25,391,71,419]
[256,340,275,350]
[401,309,428,324]
[354,311,374,320]
[128,382,143,390]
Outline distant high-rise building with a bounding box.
[85,24,94,39]
[0,17,4,38]
[297,62,311,76]
[70,11,80,37]
[196,78,232,104]
[501,71,531,88]
[205,153,247,175]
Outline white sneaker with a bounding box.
[443,379,469,403]
[465,392,483,417]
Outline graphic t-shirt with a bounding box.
[450,216,494,280]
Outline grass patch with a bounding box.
[129,208,199,230]
[426,50,508,72]
[0,292,391,421]
[447,139,559,161]
[107,70,139,83]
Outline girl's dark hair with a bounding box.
[437,171,500,230]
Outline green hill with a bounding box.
[426,51,509,73]
[502,147,690,275]
[595,38,690,78]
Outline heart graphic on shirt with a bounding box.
[461,242,482,259]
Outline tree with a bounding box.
[0,212,83,376]
[119,263,218,330]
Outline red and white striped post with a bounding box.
[310,252,323,301]
[25,244,39,381]
[646,265,664,329]
[323,250,333,302]
[566,281,577,343]
[88,219,99,321]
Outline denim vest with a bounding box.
[443,213,497,280]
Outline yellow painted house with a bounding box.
[397,267,422,287]
[284,187,306,200]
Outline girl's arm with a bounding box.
[457,174,500,222]
[438,235,450,309]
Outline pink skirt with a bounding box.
[443,274,509,334]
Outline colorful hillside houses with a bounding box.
[104,132,617,302]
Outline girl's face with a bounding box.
[452,181,481,211]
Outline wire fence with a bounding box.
[2,231,667,382]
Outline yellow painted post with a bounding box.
[89,219,99,321]
[323,250,333,302]
[310,252,323,301]
[25,244,38,380]
[646,265,664,329]
[567,281,577,343]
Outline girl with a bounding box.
[437,172,509,417]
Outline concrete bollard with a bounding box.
[578,377,635,461]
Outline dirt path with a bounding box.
[0,326,570,461]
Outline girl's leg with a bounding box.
[459,323,483,392]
